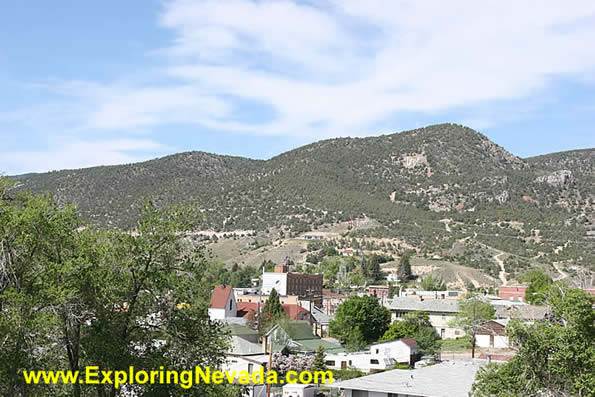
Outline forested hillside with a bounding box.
[11,124,594,274]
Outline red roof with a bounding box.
[235,302,309,320]
[400,338,420,349]
[237,302,260,318]
[209,285,232,309]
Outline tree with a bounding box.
[345,327,367,352]
[451,295,495,357]
[518,268,552,305]
[398,251,413,281]
[472,284,594,396]
[330,296,391,345]
[367,254,385,281]
[311,346,327,373]
[380,311,440,355]
[262,288,285,328]
[419,275,446,291]
[0,180,233,396]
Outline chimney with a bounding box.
[274,264,288,273]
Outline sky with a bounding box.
[1,0,594,175]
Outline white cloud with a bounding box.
[1,138,168,175]
[5,0,595,151]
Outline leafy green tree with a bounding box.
[0,180,233,396]
[518,268,552,305]
[419,275,446,291]
[380,311,439,355]
[330,296,391,345]
[472,284,594,396]
[345,327,367,352]
[398,251,413,281]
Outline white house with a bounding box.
[388,297,463,339]
[208,285,237,321]
[324,339,420,372]
[333,361,484,397]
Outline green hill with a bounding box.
[11,124,594,272]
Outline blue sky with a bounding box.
[1,0,594,175]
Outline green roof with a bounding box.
[281,320,316,340]
[228,324,258,337]
[294,339,346,354]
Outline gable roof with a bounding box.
[400,338,420,349]
[236,302,309,321]
[372,338,419,350]
[311,306,332,324]
[264,320,316,340]
[389,297,459,313]
[210,285,233,309]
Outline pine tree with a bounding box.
[311,345,327,373]
[398,251,413,281]
[263,288,285,322]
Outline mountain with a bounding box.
[10,124,594,276]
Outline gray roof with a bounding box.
[389,297,460,313]
[311,306,333,324]
[333,361,483,397]
[495,305,550,320]
[229,336,263,355]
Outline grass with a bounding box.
[440,337,472,351]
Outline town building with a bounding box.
[235,301,311,322]
[495,304,550,322]
[310,306,332,337]
[475,319,510,349]
[388,297,463,339]
[322,289,347,315]
[368,285,390,299]
[332,360,484,397]
[324,339,420,372]
[234,290,300,305]
[498,286,527,302]
[402,289,461,300]
[261,265,323,305]
[262,321,345,356]
[208,285,237,320]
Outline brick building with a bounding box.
[498,286,527,302]
[262,264,323,305]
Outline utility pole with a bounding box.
[471,300,476,359]
[267,339,273,397]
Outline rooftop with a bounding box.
[495,304,550,320]
[389,297,460,313]
[210,285,232,309]
[311,306,333,324]
[333,361,484,397]
[235,302,309,320]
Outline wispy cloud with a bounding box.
[2,0,595,173]
[2,138,168,175]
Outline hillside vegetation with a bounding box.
[11,124,594,279]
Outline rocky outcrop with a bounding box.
[535,170,573,186]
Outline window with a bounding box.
[325,361,335,366]
[370,359,379,364]
[375,349,379,354]
[442,313,446,320]
[248,364,253,374]
[229,300,233,311]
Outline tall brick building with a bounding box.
[262,264,323,305]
